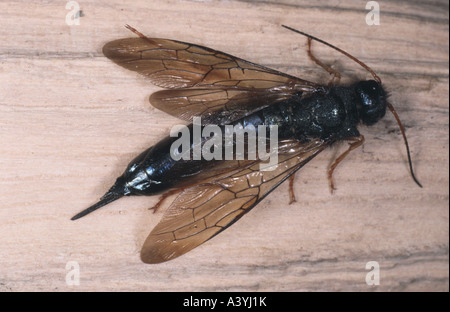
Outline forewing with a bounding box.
[102,37,318,91]
[140,139,328,263]
[149,88,295,124]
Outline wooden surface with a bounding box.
[0,0,448,292]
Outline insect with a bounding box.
[72,25,421,264]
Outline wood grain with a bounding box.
[0,0,448,291]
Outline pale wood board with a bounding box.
[0,0,448,292]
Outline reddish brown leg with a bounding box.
[150,188,183,213]
[307,38,341,86]
[125,24,146,38]
[328,135,365,193]
[288,173,297,204]
[124,25,177,57]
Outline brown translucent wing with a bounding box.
[140,139,328,263]
[150,88,295,124]
[102,37,318,91]
[171,138,306,188]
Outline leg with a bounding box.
[307,38,341,86]
[150,188,183,213]
[288,173,297,204]
[328,135,365,193]
[125,25,173,55]
[125,24,146,38]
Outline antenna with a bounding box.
[281,25,381,83]
[387,103,422,187]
